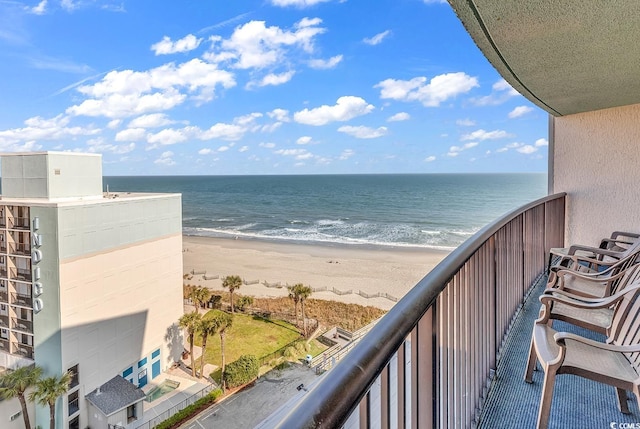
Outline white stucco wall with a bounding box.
[552,103,640,245]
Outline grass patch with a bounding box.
[195,311,301,369]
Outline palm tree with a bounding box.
[29,371,72,429]
[197,317,220,379]
[288,285,301,324]
[0,365,43,429]
[292,283,313,336]
[212,310,233,389]
[222,275,242,313]
[179,311,202,377]
[190,286,212,313]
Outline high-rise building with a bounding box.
[0,152,184,429]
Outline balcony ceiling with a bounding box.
[448,1,640,116]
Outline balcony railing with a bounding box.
[69,397,80,416]
[15,269,32,282]
[9,244,30,256]
[0,290,7,303]
[0,314,8,328]
[12,317,33,333]
[0,338,9,352]
[8,217,30,230]
[12,342,33,359]
[11,293,32,308]
[273,193,566,428]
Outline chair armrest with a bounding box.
[610,231,640,240]
[554,332,640,353]
[566,244,624,258]
[540,292,620,310]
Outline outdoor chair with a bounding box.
[547,253,640,298]
[524,284,640,429]
[548,231,640,273]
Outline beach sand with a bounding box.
[182,235,449,311]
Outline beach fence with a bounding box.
[135,383,216,429]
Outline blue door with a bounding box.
[152,360,161,379]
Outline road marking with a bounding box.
[195,420,206,429]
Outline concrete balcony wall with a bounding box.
[552,103,640,245]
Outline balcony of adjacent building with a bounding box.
[11,317,32,334]
[11,292,32,309]
[12,342,33,360]
[268,194,640,429]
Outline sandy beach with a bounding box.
[182,235,449,311]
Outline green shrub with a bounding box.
[154,389,223,429]
[236,296,254,312]
[223,354,259,388]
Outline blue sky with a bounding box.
[0,0,548,175]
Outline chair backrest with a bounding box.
[610,285,640,369]
[610,257,640,295]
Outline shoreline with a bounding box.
[182,235,450,311]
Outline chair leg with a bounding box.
[536,368,557,429]
[616,388,630,414]
[525,336,537,382]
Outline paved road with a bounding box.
[181,363,322,429]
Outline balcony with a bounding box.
[0,290,7,303]
[9,244,30,256]
[0,338,8,352]
[11,293,32,308]
[8,217,30,230]
[14,269,32,282]
[12,342,33,359]
[12,317,32,333]
[0,314,8,328]
[272,194,569,428]
[68,397,80,416]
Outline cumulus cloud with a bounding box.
[128,113,175,128]
[239,145,249,152]
[115,128,146,142]
[387,112,410,122]
[255,70,295,87]
[470,78,520,106]
[154,151,176,166]
[206,18,325,70]
[308,54,343,69]
[198,148,212,155]
[67,59,236,118]
[297,136,313,144]
[86,137,135,154]
[535,138,548,147]
[339,149,354,160]
[275,148,314,160]
[516,145,537,154]
[447,142,478,157]
[508,105,534,118]
[337,125,388,139]
[260,142,276,148]
[363,30,391,46]
[151,34,202,55]
[294,96,374,125]
[461,129,511,141]
[267,108,290,122]
[376,72,478,107]
[424,155,436,162]
[27,0,47,15]
[146,127,192,148]
[0,114,99,149]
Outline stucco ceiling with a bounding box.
[449,1,640,116]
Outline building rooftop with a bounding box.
[85,375,145,416]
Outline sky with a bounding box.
[0,0,549,175]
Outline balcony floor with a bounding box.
[478,276,640,428]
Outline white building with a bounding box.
[0,152,184,429]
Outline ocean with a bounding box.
[103,173,547,250]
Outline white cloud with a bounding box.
[151,35,202,55]
[535,138,549,147]
[275,148,314,160]
[363,30,391,46]
[218,145,230,152]
[239,146,249,152]
[337,125,388,139]
[199,123,246,141]
[508,105,534,118]
[128,113,175,128]
[67,59,236,118]
[86,137,135,154]
[516,145,537,154]
[461,129,511,141]
[424,156,436,162]
[470,78,520,106]
[107,119,122,129]
[260,142,276,148]
[256,70,295,87]
[267,108,290,122]
[297,136,313,144]
[387,112,410,122]
[0,114,99,148]
[270,0,333,6]
[294,96,374,125]
[376,72,478,107]
[146,127,192,148]
[456,118,476,126]
[198,148,212,155]
[27,0,47,15]
[207,18,325,70]
[261,122,283,133]
[447,142,478,157]
[339,149,354,160]
[308,54,343,69]
[154,151,176,166]
[115,128,146,142]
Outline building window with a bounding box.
[152,348,160,359]
[138,357,147,368]
[68,390,79,416]
[127,404,137,423]
[68,364,79,389]
[123,366,133,378]
[0,329,7,340]
[68,416,79,429]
